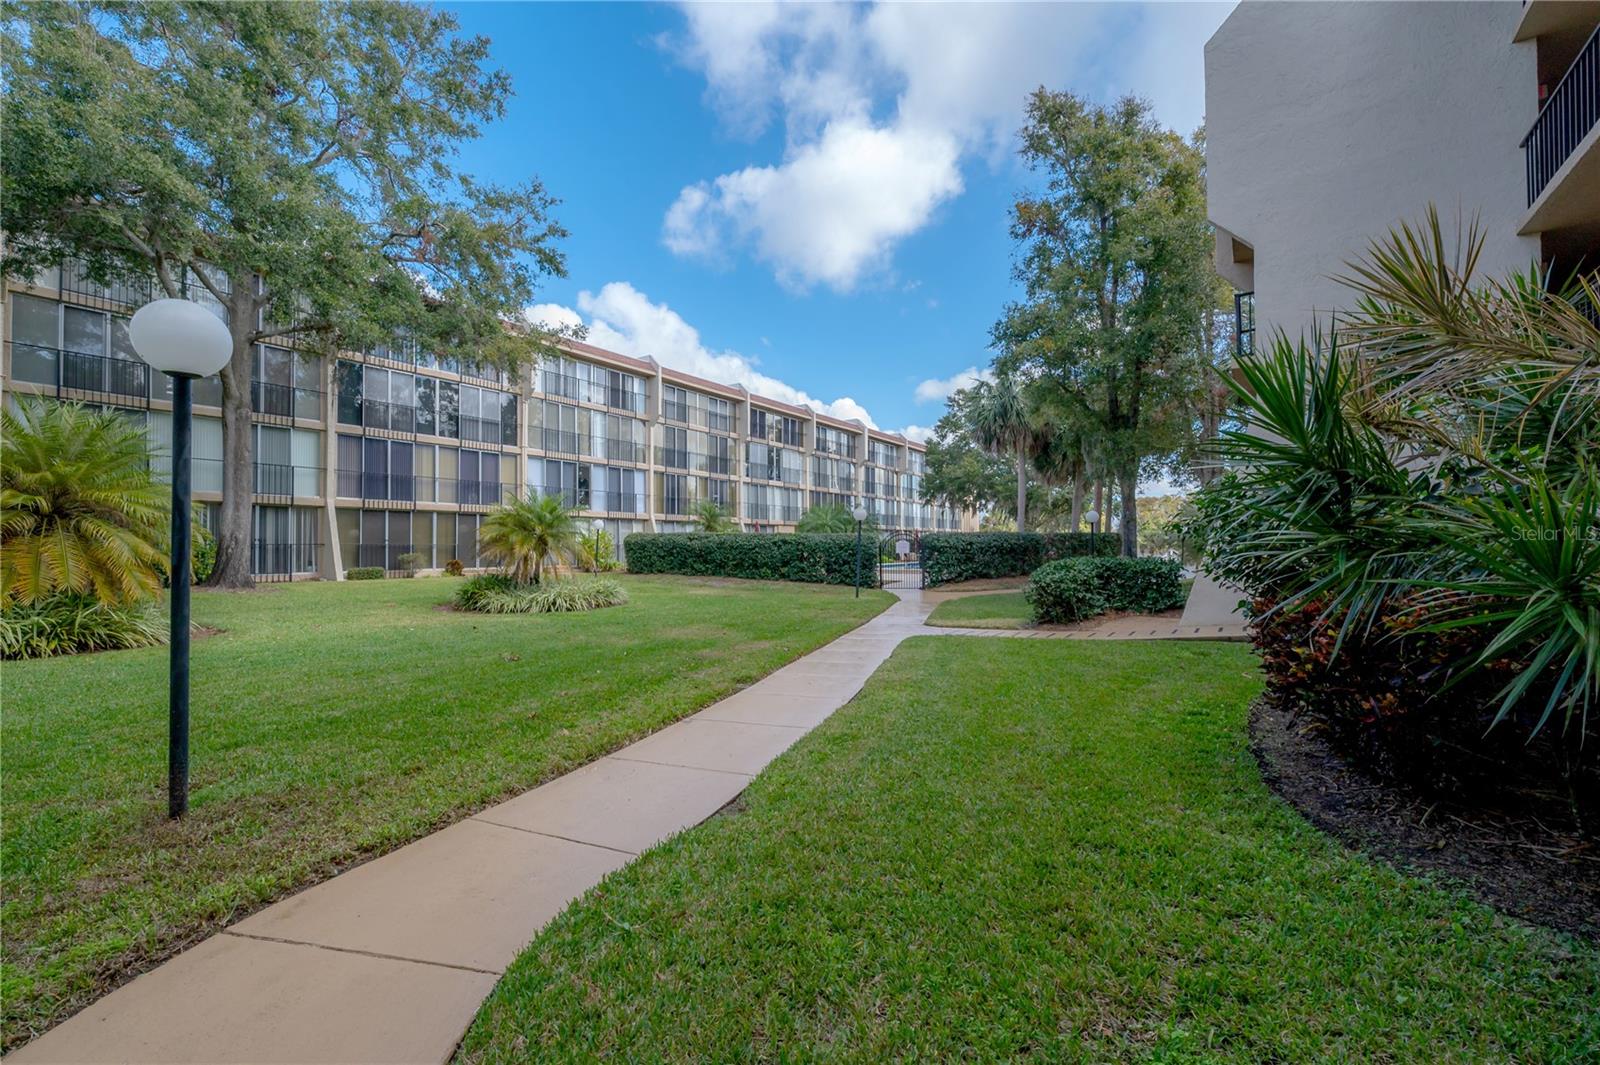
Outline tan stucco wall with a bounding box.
[1206,1,1542,341]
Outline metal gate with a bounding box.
[877,528,923,590]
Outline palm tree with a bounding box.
[480,493,580,585]
[1,400,171,607]
[692,499,737,533]
[796,502,853,533]
[968,373,1044,532]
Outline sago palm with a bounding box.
[796,503,853,533]
[1,400,171,607]
[692,499,736,533]
[480,493,579,585]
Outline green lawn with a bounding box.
[925,589,1033,628]
[0,575,891,1050]
[458,638,1599,1064]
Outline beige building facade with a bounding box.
[1,266,971,581]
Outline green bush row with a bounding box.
[1026,557,1187,624]
[623,533,873,587]
[921,532,1117,587]
[346,567,385,581]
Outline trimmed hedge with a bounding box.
[624,533,874,587]
[346,566,385,581]
[1026,556,1187,624]
[921,532,1117,587]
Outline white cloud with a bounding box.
[664,119,962,292]
[895,424,936,445]
[914,365,993,404]
[530,282,880,427]
[663,2,1230,291]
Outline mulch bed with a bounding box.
[1250,695,1599,941]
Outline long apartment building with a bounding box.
[1207,0,1599,349]
[0,263,969,580]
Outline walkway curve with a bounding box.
[10,588,1242,1064]
[8,592,937,1064]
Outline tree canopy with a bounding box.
[993,90,1214,556]
[2,1,572,584]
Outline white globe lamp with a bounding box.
[127,299,233,819]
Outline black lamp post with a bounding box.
[1085,507,1100,556]
[129,299,233,819]
[851,503,868,597]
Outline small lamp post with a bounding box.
[591,517,604,574]
[128,299,233,819]
[851,503,868,598]
[1085,508,1100,557]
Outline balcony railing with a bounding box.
[252,539,321,578]
[251,379,323,421]
[252,463,324,498]
[655,447,732,474]
[529,485,647,513]
[335,470,512,507]
[744,504,803,523]
[353,543,417,571]
[8,344,153,406]
[1522,23,1600,205]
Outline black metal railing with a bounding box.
[252,539,321,578]
[1235,291,1256,358]
[8,344,153,406]
[360,397,418,434]
[251,380,323,420]
[252,463,324,498]
[744,505,803,523]
[530,486,647,513]
[58,258,157,310]
[335,470,512,507]
[656,447,732,474]
[535,429,583,454]
[1522,24,1600,205]
[354,543,417,571]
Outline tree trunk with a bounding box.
[1093,481,1104,531]
[1070,475,1085,532]
[209,286,256,589]
[1015,450,1028,534]
[1118,466,1139,558]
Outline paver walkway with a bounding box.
[9,592,937,1065]
[10,588,1242,1064]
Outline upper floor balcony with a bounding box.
[1520,22,1600,234]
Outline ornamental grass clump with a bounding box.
[0,594,165,660]
[457,576,628,615]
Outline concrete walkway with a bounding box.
[11,588,1242,1064]
[10,592,937,1065]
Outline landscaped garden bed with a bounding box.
[456,638,1599,1062]
[0,575,892,1051]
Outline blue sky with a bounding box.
[445,2,1232,448]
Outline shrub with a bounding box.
[346,567,384,581]
[443,558,465,576]
[1026,556,1185,623]
[456,576,628,614]
[1025,561,1107,624]
[623,533,873,587]
[191,526,217,585]
[453,572,516,611]
[921,532,1116,587]
[396,552,425,577]
[0,594,166,659]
